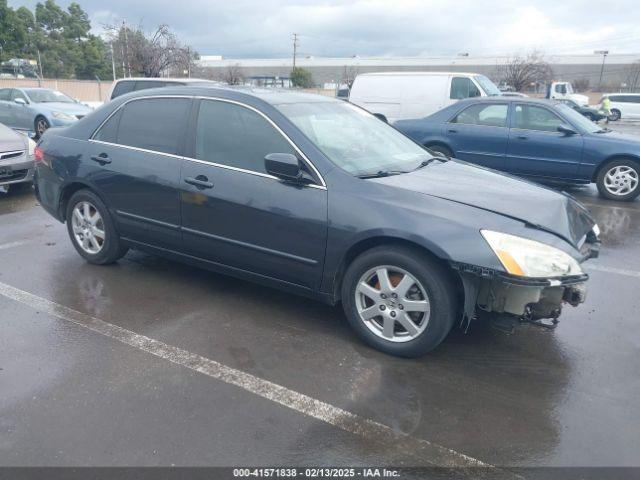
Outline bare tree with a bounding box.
[222,63,244,85]
[497,52,553,92]
[341,65,358,88]
[572,78,590,92]
[623,61,640,92]
[104,23,194,78]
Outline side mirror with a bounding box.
[14,98,27,106]
[557,124,578,136]
[264,153,302,182]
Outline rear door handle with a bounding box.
[516,135,528,140]
[184,175,214,189]
[90,153,111,165]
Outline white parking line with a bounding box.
[0,240,29,251]
[0,280,500,470]
[588,265,640,278]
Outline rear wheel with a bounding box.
[596,159,640,201]
[34,115,50,138]
[66,190,128,264]
[427,144,453,158]
[341,246,458,357]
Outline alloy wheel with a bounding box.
[604,165,639,197]
[354,265,431,343]
[36,119,48,136]
[71,201,105,254]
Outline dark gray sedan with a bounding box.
[34,87,599,357]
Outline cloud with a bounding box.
[8,0,640,58]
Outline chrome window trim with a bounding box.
[90,94,327,190]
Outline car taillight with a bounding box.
[34,146,45,164]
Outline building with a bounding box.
[196,53,640,90]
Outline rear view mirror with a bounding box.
[14,98,26,105]
[264,153,302,182]
[557,125,577,136]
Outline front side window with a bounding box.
[0,89,11,101]
[277,102,432,177]
[452,103,508,127]
[24,89,75,103]
[513,104,564,132]
[195,100,296,174]
[11,90,28,103]
[95,98,191,155]
[450,77,480,99]
[555,84,567,94]
[609,95,622,102]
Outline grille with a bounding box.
[0,169,28,181]
[0,150,25,161]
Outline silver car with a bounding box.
[0,122,35,190]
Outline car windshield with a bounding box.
[277,102,433,177]
[474,75,501,96]
[25,89,75,104]
[555,103,601,133]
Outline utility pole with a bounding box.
[292,33,299,70]
[123,19,131,77]
[595,50,609,90]
[110,43,116,80]
[36,49,43,85]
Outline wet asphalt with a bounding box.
[1,122,639,469]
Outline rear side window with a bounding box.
[452,104,508,127]
[134,80,167,91]
[95,98,191,155]
[194,100,295,174]
[450,77,481,100]
[513,104,564,132]
[622,95,640,103]
[0,89,10,101]
[110,81,135,99]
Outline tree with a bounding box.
[497,52,553,92]
[623,61,640,92]
[291,67,313,88]
[572,78,590,92]
[222,63,244,85]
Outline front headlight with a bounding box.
[26,137,36,158]
[51,111,76,120]
[481,230,583,278]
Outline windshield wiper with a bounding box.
[595,128,611,133]
[413,157,446,171]
[356,170,408,179]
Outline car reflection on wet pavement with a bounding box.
[1,126,639,468]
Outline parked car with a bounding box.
[0,87,92,138]
[348,72,502,123]
[395,97,640,201]
[545,81,589,106]
[107,77,220,101]
[34,87,599,357]
[599,93,640,121]
[557,98,607,122]
[0,122,35,190]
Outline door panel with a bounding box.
[507,103,584,179]
[181,162,327,288]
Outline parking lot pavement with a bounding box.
[1,144,640,469]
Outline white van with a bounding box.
[348,72,501,122]
[600,93,640,121]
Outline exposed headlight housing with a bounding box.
[51,111,76,120]
[481,230,583,278]
[26,137,36,158]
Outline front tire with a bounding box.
[608,109,621,122]
[66,190,128,264]
[596,159,640,201]
[34,115,50,138]
[427,144,453,158]
[341,246,458,357]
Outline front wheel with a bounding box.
[34,116,50,138]
[341,246,458,357]
[596,159,640,201]
[66,189,128,264]
[427,144,453,158]
[608,109,621,121]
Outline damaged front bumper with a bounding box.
[452,262,589,326]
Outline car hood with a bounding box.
[371,160,596,248]
[588,130,640,145]
[36,102,92,115]
[0,123,26,152]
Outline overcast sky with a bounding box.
[9,0,640,58]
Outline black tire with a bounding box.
[34,115,50,139]
[427,144,454,158]
[609,109,621,122]
[596,158,640,201]
[585,113,595,121]
[341,245,458,357]
[65,189,128,264]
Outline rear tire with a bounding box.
[34,115,50,139]
[66,189,128,264]
[341,245,458,357]
[427,144,453,158]
[608,109,621,122]
[596,158,640,201]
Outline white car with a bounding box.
[600,93,640,121]
[0,123,35,191]
[107,77,220,101]
[348,72,502,123]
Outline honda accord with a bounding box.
[34,87,600,357]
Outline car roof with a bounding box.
[455,96,559,106]
[358,71,480,77]
[116,85,342,106]
[113,77,216,84]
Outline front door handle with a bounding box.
[184,175,214,189]
[90,153,112,165]
[516,135,528,140]
[448,129,458,133]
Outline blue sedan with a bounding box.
[395,97,640,201]
[0,87,92,138]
